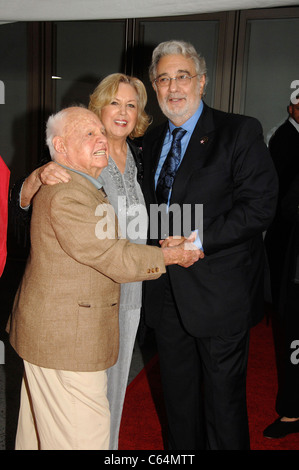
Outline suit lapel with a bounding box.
[148,104,216,204]
[170,104,215,204]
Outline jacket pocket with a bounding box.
[208,248,251,274]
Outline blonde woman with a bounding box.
[89,74,151,449]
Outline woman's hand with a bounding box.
[20,162,71,207]
[38,162,71,186]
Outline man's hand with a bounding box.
[20,162,71,207]
[160,232,199,249]
[162,235,204,268]
[159,235,187,248]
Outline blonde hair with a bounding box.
[89,73,152,139]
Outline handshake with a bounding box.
[160,233,204,268]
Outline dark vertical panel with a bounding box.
[233,7,299,139]
[53,20,127,111]
[0,22,28,182]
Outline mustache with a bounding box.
[166,94,186,100]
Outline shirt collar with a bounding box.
[289,117,299,133]
[57,163,105,190]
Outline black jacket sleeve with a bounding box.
[9,157,50,245]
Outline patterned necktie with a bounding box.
[156,127,187,205]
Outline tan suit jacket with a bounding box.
[7,171,165,371]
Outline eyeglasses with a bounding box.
[154,74,199,88]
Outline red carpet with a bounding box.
[119,317,299,450]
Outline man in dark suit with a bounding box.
[265,99,299,307]
[263,98,299,438]
[141,40,278,450]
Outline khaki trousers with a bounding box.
[15,361,110,450]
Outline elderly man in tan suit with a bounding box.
[7,106,203,450]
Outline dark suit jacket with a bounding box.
[142,103,278,337]
[268,119,299,202]
[279,174,299,319]
[264,119,299,306]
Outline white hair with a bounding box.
[45,105,87,159]
[45,109,69,160]
[149,40,208,91]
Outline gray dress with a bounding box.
[100,144,147,450]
